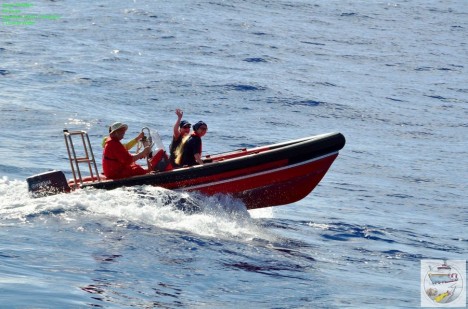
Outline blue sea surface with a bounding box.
[1,0,467,308]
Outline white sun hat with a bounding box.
[109,122,128,134]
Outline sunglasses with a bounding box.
[182,125,191,129]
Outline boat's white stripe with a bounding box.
[176,151,339,191]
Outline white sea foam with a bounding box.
[0,179,274,241]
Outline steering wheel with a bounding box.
[136,127,154,169]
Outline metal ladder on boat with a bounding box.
[63,129,101,188]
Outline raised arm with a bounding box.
[173,108,183,139]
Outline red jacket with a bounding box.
[102,137,146,179]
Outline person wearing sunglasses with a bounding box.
[169,108,192,167]
[175,121,208,167]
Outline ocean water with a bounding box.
[1,0,467,308]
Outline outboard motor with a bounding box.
[26,170,71,198]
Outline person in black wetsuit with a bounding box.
[169,109,191,167]
[175,121,208,167]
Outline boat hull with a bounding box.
[27,132,345,209]
[235,154,338,209]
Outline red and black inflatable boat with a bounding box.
[27,132,345,209]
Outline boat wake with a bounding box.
[0,176,274,241]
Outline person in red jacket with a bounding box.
[102,122,151,179]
